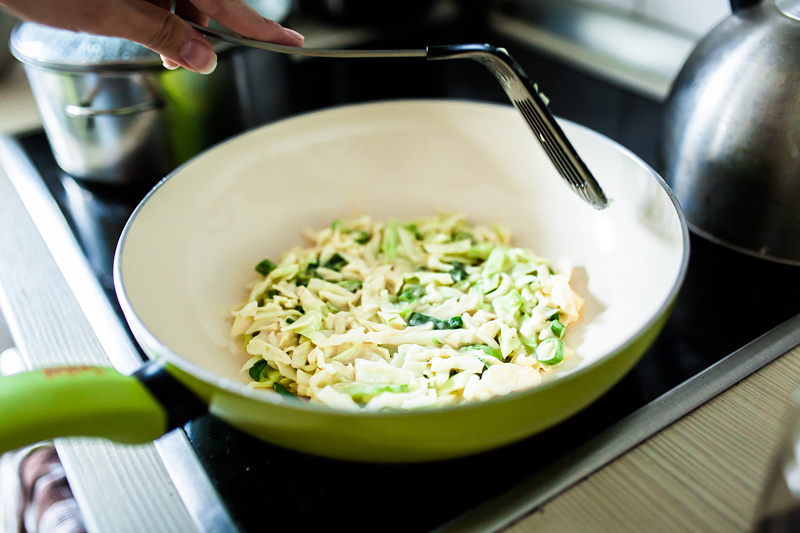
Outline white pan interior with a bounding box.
[116,99,687,392]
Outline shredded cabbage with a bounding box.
[231,213,584,410]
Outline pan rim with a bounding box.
[113,97,690,418]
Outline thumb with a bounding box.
[112,3,218,73]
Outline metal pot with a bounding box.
[10,22,258,186]
[661,0,800,266]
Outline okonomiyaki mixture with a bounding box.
[230,213,584,410]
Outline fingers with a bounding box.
[161,57,181,70]
[134,0,304,74]
[2,0,304,74]
[173,0,209,28]
[160,0,210,71]
[188,0,304,46]
[84,0,218,73]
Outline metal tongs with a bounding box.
[189,22,609,209]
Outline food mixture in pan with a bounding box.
[230,213,584,410]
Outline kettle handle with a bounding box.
[730,0,760,10]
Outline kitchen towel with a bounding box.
[0,444,85,533]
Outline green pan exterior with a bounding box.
[161,305,672,463]
[0,366,167,455]
[0,307,669,461]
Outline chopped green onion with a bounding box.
[381,220,399,260]
[407,312,463,330]
[407,312,433,327]
[354,230,371,244]
[550,319,566,339]
[249,360,269,381]
[449,262,469,282]
[452,229,473,243]
[405,223,422,240]
[273,382,296,398]
[337,279,362,292]
[338,383,410,402]
[294,259,321,287]
[255,259,277,276]
[460,344,503,361]
[535,338,565,365]
[262,288,280,301]
[446,316,464,329]
[330,219,345,231]
[398,283,425,303]
[322,253,347,271]
[397,291,415,303]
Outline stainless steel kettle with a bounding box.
[662,0,800,266]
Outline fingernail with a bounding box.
[283,27,304,43]
[179,39,217,74]
[161,54,180,70]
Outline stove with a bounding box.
[3,9,800,532]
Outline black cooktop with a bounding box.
[10,12,800,532]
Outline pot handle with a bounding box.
[65,99,161,118]
[0,362,205,454]
[65,77,163,118]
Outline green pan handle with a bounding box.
[0,361,207,454]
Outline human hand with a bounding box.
[0,0,304,74]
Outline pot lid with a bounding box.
[11,22,160,71]
[9,21,234,72]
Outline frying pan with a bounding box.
[0,100,689,462]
